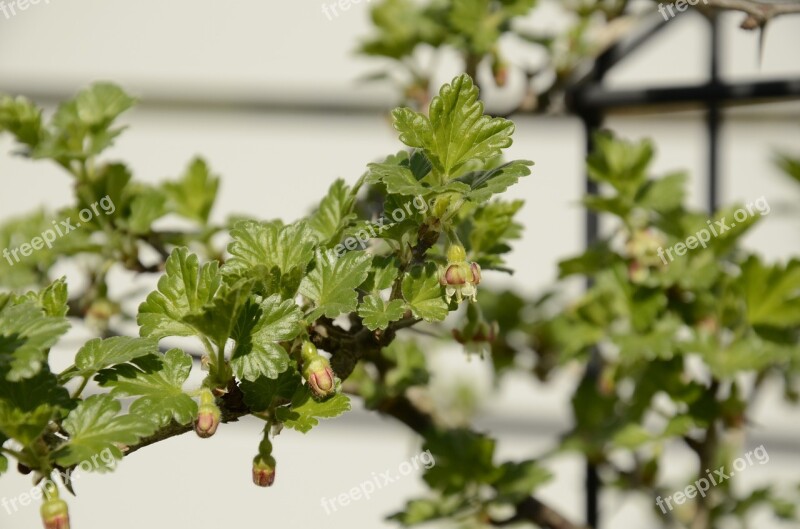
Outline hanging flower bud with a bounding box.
[194,389,221,438]
[40,497,70,529]
[491,50,509,87]
[252,438,276,487]
[252,454,277,487]
[301,341,338,400]
[439,244,481,303]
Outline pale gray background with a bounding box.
[0,1,799,528]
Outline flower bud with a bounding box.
[440,244,481,303]
[491,54,509,87]
[194,403,221,438]
[470,262,481,285]
[446,243,467,263]
[441,263,468,286]
[304,358,336,400]
[40,497,70,529]
[252,454,276,487]
[300,340,319,365]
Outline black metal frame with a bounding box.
[565,12,800,528]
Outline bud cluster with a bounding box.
[625,228,667,284]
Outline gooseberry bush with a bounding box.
[0,75,552,528]
[1,73,799,529]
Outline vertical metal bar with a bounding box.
[580,48,612,528]
[584,109,602,529]
[708,13,722,213]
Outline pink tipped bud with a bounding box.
[194,403,221,438]
[252,455,276,487]
[41,498,70,529]
[304,358,336,399]
[470,262,481,285]
[492,59,509,87]
[443,264,468,286]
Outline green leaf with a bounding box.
[466,199,523,267]
[35,83,136,161]
[402,263,449,322]
[423,429,497,493]
[361,256,401,292]
[366,160,430,196]
[359,0,443,59]
[0,365,72,412]
[163,158,220,223]
[0,361,71,447]
[71,336,159,381]
[391,74,515,178]
[381,340,429,397]
[38,278,69,317]
[358,295,406,331]
[239,369,301,412]
[635,172,686,213]
[74,83,137,128]
[450,0,502,54]
[54,394,154,471]
[98,349,197,428]
[224,220,316,297]
[492,460,552,503]
[0,437,7,475]
[231,295,303,381]
[0,299,70,381]
[127,186,167,234]
[0,403,57,446]
[0,94,44,148]
[587,132,653,196]
[275,386,350,433]
[389,496,467,526]
[183,278,254,347]
[307,179,356,245]
[299,250,372,320]
[137,247,222,340]
[457,165,530,204]
[741,257,800,328]
[775,152,800,184]
[611,423,653,449]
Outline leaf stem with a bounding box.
[72,376,90,399]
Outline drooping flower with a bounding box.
[252,455,277,487]
[439,244,481,303]
[253,438,276,487]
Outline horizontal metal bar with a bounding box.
[570,78,800,112]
